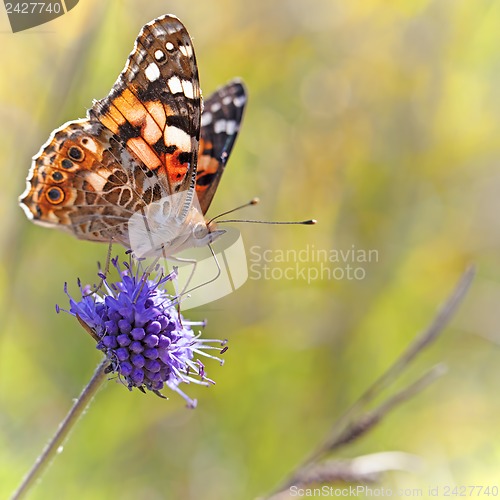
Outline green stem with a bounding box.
[11,358,109,500]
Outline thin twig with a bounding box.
[309,266,473,464]
[265,266,475,497]
[330,363,447,450]
[11,358,109,500]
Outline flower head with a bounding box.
[59,256,226,408]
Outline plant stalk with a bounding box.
[11,358,109,500]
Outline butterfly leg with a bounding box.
[168,243,222,310]
[84,241,114,296]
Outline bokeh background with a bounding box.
[2,0,500,498]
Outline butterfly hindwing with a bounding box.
[196,80,247,214]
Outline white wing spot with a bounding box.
[86,171,109,191]
[211,103,221,112]
[168,76,183,94]
[166,41,175,51]
[154,50,165,61]
[164,126,191,150]
[182,79,195,99]
[145,62,160,82]
[226,120,237,135]
[234,95,246,107]
[83,137,98,153]
[214,119,227,134]
[222,96,233,105]
[201,112,213,126]
[179,44,189,57]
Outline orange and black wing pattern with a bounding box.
[196,80,247,214]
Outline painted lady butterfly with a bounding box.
[19,14,246,257]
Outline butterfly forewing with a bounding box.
[91,15,201,197]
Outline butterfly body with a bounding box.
[19,15,246,256]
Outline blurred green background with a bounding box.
[2,0,500,498]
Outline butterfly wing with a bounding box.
[196,80,247,214]
[19,15,202,246]
[91,14,201,209]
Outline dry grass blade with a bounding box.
[264,266,475,498]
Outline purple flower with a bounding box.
[59,257,227,408]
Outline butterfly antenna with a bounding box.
[208,197,260,225]
[209,197,316,225]
[218,219,317,225]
